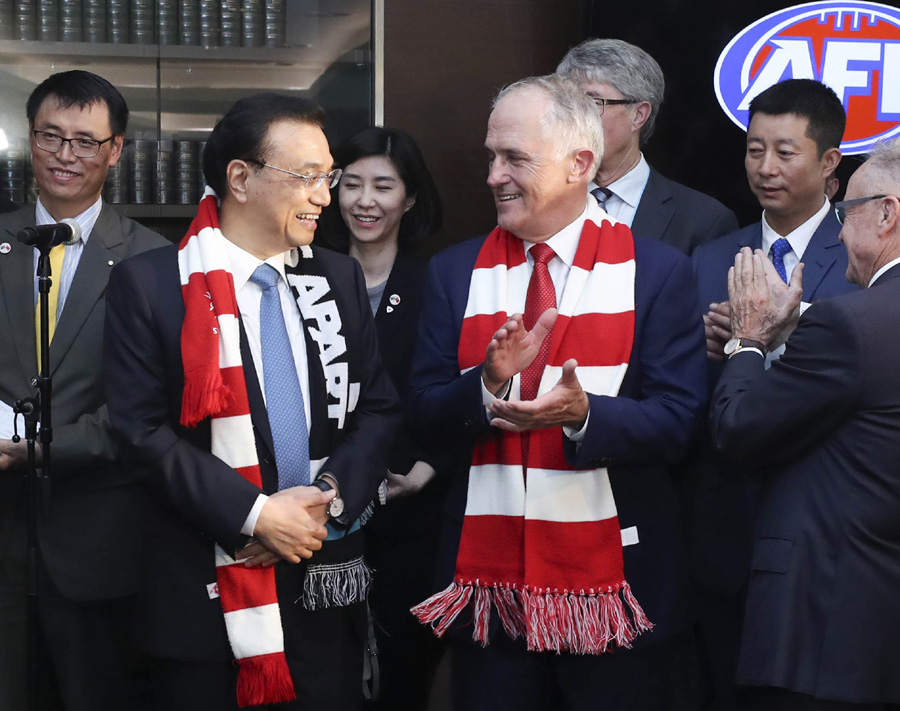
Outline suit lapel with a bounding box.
[631,170,674,240]
[796,210,842,302]
[49,206,122,375]
[238,318,275,466]
[0,208,39,380]
[374,251,418,344]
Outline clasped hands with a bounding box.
[237,484,335,569]
[704,247,804,361]
[482,308,589,432]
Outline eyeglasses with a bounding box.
[585,94,637,115]
[834,195,890,224]
[32,129,115,158]
[248,160,342,190]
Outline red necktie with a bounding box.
[520,243,556,469]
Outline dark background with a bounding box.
[382,0,861,254]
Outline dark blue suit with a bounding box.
[710,264,900,704]
[407,224,707,708]
[630,168,738,255]
[689,210,858,709]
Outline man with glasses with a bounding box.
[0,70,168,710]
[557,38,737,255]
[709,138,900,710]
[690,79,859,710]
[103,93,399,710]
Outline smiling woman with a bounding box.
[320,126,448,710]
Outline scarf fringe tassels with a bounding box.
[235,654,297,707]
[412,579,652,654]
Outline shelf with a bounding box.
[111,204,198,219]
[0,39,369,66]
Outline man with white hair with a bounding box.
[408,74,706,710]
[710,137,900,709]
[558,38,737,254]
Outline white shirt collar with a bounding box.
[589,153,650,209]
[869,256,900,287]
[35,196,103,244]
[523,199,591,268]
[222,234,290,291]
[761,196,830,259]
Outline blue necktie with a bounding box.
[249,264,310,490]
[771,238,792,283]
[591,186,613,211]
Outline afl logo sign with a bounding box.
[714,1,900,154]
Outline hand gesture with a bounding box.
[489,358,589,431]
[482,308,557,394]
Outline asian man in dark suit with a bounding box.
[104,93,399,711]
[0,71,168,711]
[690,79,859,710]
[710,138,900,709]
[407,74,707,711]
[557,38,738,255]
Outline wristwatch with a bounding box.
[723,337,767,358]
[311,477,345,520]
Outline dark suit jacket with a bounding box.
[689,211,858,594]
[408,231,708,645]
[709,265,900,703]
[103,243,399,660]
[0,203,168,601]
[630,168,738,255]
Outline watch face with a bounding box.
[329,497,345,518]
[724,337,740,355]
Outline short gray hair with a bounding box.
[493,74,604,171]
[861,137,900,195]
[556,38,665,144]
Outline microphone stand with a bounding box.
[15,243,56,711]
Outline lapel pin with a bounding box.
[389,293,400,306]
[385,305,394,313]
[0,243,10,254]
[107,260,114,266]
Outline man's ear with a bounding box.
[821,147,841,178]
[570,148,596,183]
[107,135,124,167]
[631,101,652,134]
[226,159,252,204]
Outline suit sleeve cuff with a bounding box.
[242,493,269,536]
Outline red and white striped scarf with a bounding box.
[178,189,295,706]
[413,204,652,654]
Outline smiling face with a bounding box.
[745,112,840,236]
[485,88,586,244]
[29,96,123,219]
[338,155,414,249]
[232,119,334,258]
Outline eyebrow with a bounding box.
[342,172,399,182]
[35,124,102,139]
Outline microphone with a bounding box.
[17,218,82,248]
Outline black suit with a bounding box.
[103,242,399,710]
[710,264,900,704]
[689,212,858,710]
[364,251,453,711]
[630,168,738,255]
[0,203,168,710]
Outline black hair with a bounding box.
[26,70,129,136]
[323,126,442,249]
[748,79,846,158]
[202,92,326,198]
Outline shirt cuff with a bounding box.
[482,376,512,418]
[799,300,811,315]
[242,493,269,536]
[563,409,590,442]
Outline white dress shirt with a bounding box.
[221,237,311,536]
[588,153,651,228]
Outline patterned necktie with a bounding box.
[35,243,66,367]
[591,186,613,211]
[771,237,792,283]
[249,264,310,489]
[520,243,556,470]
